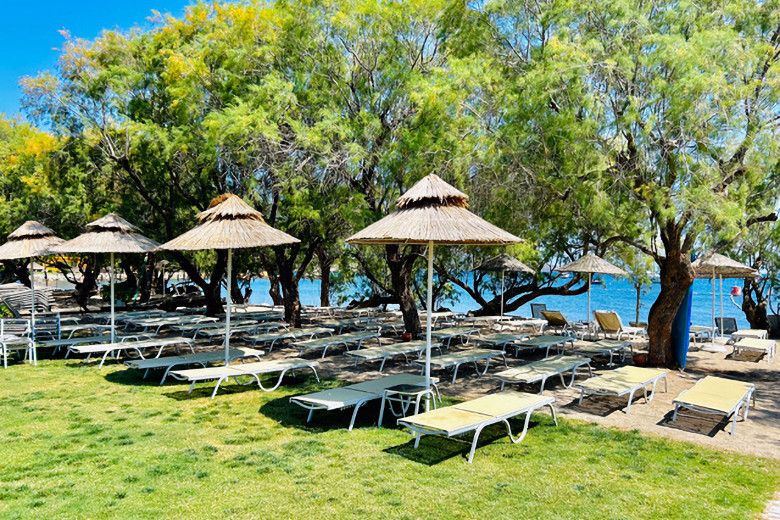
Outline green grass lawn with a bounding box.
[0,358,777,520]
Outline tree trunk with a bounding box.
[74,257,100,312]
[3,260,32,288]
[279,261,301,327]
[742,277,768,330]
[646,251,693,367]
[139,258,153,303]
[316,248,332,307]
[267,272,284,306]
[386,244,421,336]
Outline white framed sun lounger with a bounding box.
[671,376,756,435]
[472,333,531,353]
[730,329,768,341]
[291,331,381,358]
[732,338,775,360]
[59,323,114,339]
[128,316,216,334]
[572,339,633,367]
[318,318,370,334]
[415,349,507,384]
[67,337,195,368]
[398,391,557,463]
[376,320,406,334]
[290,374,437,431]
[576,366,668,413]
[170,358,320,398]
[430,327,479,348]
[343,340,443,372]
[124,347,264,384]
[39,333,150,355]
[506,334,574,357]
[194,321,261,339]
[492,355,593,392]
[242,327,333,350]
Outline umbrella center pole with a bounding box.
[500,270,505,317]
[110,252,115,344]
[30,259,36,360]
[425,241,433,411]
[587,272,592,327]
[225,248,232,366]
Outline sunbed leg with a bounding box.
[578,388,585,406]
[188,381,196,393]
[311,366,320,383]
[500,381,506,391]
[730,408,739,435]
[548,404,558,425]
[451,364,461,384]
[626,389,636,414]
[378,357,387,373]
[348,400,367,431]
[413,432,422,448]
[307,409,314,423]
[672,404,679,422]
[467,424,487,463]
[211,377,227,399]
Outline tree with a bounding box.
[471,0,780,366]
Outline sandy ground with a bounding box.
[268,333,780,461]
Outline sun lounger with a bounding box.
[671,376,756,435]
[318,318,376,334]
[430,327,478,348]
[39,333,150,355]
[508,334,575,358]
[472,332,530,353]
[291,331,381,358]
[500,318,547,333]
[540,310,587,337]
[571,339,632,367]
[194,321,261,339]
[492,355,593,392]
[689,325,713,344]
[170,358,320,398]
[415,349,507,384]
[593,311,645,340]
[59,323,114,339]
[290,374,438,431]
[730,329,768,341]
[124,347,264,384]
[343,340,443,372]
[67,337,195,368]
[398,391,558,463]
[376,320,406,334]
[575,366,668,413]
[732,338,776,360]
[242,327,333,350]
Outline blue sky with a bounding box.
[0,1,192,118]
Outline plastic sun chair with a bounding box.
[530,303,547,320]
[540,310,584,337]
[715,317,738,337]
[671,376,756,435]
[593,311,645,340]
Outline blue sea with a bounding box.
[240,277,751,329]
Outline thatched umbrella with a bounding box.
[692,251,758,337]
[159,194,299,365]
[556,254,627,322]
[0,221,64,347]
[346,174,522,395]
[53,214,160,343]
[474,254,535,317]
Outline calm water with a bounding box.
[242,277,750,329]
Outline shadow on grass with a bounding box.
[384,417,550,466]
[162,373,324,401]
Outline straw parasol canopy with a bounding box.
[54,213,160,255]
[474,254,535,317]
[53,213,161,344]
[0,221,64,352]
[691,251,759,338]
[160,194,298,251]
[160,194,299,366]
[347,173,523,396]
[347,174,521,246]
[0,221,64,260]
[475,254,535,274]
[556,254,627,276]
[556,253,627,322]
[692,251,758,279]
